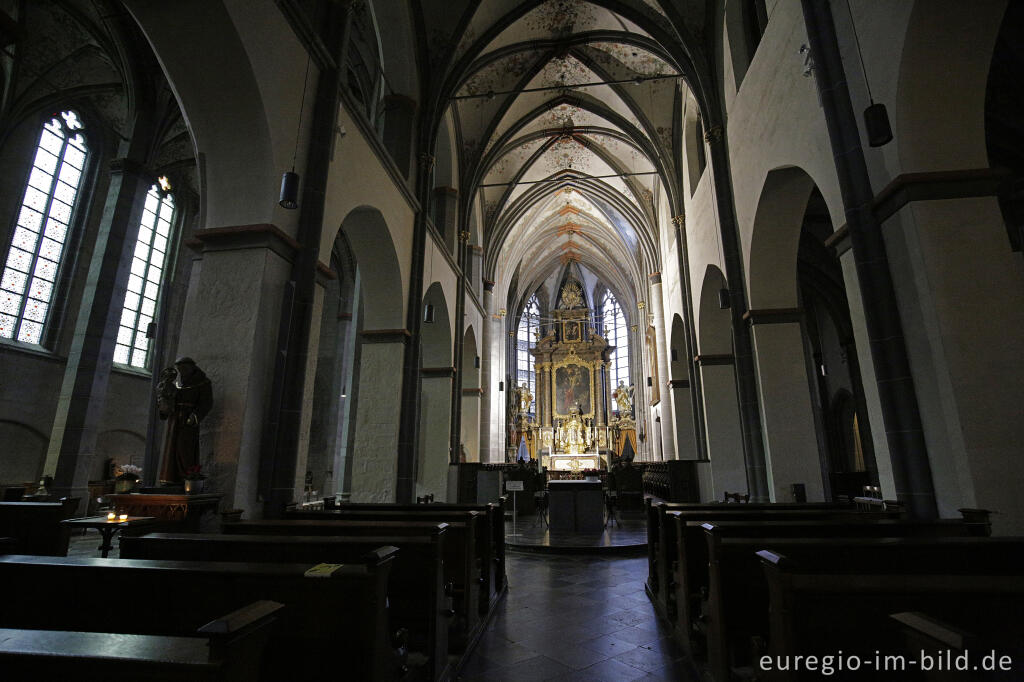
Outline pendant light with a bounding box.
[280,52,312,209]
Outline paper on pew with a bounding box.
[304,563,345,577]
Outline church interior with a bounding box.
[0,0,1022,680]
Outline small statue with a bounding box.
[157,357,213,484]
[613,381,634,415]
[516,382,534,414]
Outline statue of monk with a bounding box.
[157,357,213,484]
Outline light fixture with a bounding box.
[647,377,652,387]
[424,303,435,323]
[718,288,730,309]
[864,102,892,147]
[499,381,504,391]
[280,52,311,209]
[475,356,480,368]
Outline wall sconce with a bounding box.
[498,308,506,317]
[424,303,435,323]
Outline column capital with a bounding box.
[671,214,685,228]
[703,125,723,144]
[458,230,471,243]
[648,272,662,285]
[483,279,495,292]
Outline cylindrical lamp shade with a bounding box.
[279,171,300,209]
[863,103,893,147]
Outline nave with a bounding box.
[459,553,698,682]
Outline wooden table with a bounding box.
[108,494,222,532]
[61,516,157,557]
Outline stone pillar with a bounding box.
[649,276,676,459]
[432,187,457,253]
[382,95,417,179]
[478,282,495,462]
[748,311,824,502]
[349,330,407,501]
[419,367,454,500]
[175,225,296,512]
[461,388,481,462]
[696,355,747,499]
[44,158,152,507]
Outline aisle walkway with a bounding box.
[458,553,700,681]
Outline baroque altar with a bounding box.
[528,279,616,471]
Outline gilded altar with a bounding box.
[527,279,616,470]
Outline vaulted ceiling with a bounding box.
[416,0,708,316]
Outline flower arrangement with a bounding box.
[115,464,142,481]
[184,464,206,481]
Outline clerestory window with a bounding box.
[114,183,175,370]
[0,111,89,345]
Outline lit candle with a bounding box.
[107,512,115,521]
[119,514,128,521]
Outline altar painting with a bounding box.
[555,364,590,415]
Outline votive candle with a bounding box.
[107,512,115,521]
[119,514,128,521]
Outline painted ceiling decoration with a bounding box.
[423,0,700,317]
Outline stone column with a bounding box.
[432,187,457,253]
[748,311,824,502]
[419,367,454,500]
[175,225,296,512]
[382,95,417,179]
[648,276,676,460]
[461,388,481,461]
[349,330,407,501]
[44,158,152,507]
[696,355,747,499]
[478,281,495,462]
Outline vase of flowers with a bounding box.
[114,464,142,493]
[183,464,206,494]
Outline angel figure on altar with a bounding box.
[613,381,634,416]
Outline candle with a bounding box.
[107,512,115,521]
[119,514,128,521]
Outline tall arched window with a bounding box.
[114,183,175,369]
[0,110,88,345]
[601,291,630,410]
[516,295,540,410]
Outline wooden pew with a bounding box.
[0,600,283,682]
[644,500,854,602]
[648,505,897,625]
[889,611,1024,682]
[122,529,452,682]
[272,507,491,622]
[0,549,403,681]
[291,499,508,607]
[0,499,80,555]
[698,520,983,681]
[756,539,1024,682]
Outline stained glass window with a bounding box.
[114,184,174,369]
[0,111,88,344]
[601,291,630,410]
[516,295,540,411]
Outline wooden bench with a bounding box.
[122,529,452,682]
[756,539,1024,682]
[648,505,897,624]
[644,500,855,602]
[0,600,282,682]
[283,508,497,617]
[292,500,508,606]
[0,550,403,681]
[227,515,483,649]
[889,611,1023,682]
[697,520,985,681]
[0,499,80,555]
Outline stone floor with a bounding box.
[457,552,701,681]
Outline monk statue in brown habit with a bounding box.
[157,357,213,484]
